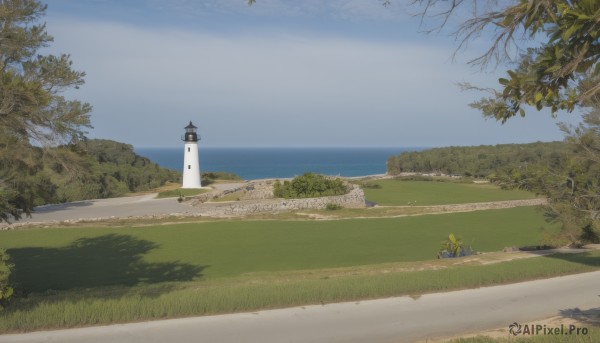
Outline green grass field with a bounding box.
[1,207,558,291]
[363,180,538,206]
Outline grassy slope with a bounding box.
[363,180,538,206]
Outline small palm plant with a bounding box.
[444,233,463,257]
[438,233,472,258]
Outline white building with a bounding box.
[182,121,202,188]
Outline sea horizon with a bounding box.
[135,146,432,149]
[135,146,424,180]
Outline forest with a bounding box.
[386,141,570,178]
[14,139,180,208]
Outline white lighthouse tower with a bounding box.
[182,121,202,188]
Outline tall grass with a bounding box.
[0,251,599,333]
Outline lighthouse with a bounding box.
[182,121,202,188]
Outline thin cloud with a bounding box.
[144,0,409,22]
[44,16,578,147]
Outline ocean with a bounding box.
[135,147,422,180]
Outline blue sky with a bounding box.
[44,0,582,148]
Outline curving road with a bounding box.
[2,183,248,227]
[11,194,200,224]
[1,271,599,343]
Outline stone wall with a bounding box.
[189,180,275,203]
[415,198,547,212]
[187,183,365,217]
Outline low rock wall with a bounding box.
[417,198,547,212]
[188,183,365,217]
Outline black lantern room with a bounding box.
[183,121,200,142]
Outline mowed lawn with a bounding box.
[363,180,538,206]
[1,207,558,293]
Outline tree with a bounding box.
[0,0,92,222]
[544,105,600,243]
[406,0,600,243]
[412,0,600,122]
[0,248,13,310]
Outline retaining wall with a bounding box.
[188,183,365,217]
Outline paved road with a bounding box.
[0,183,241,226]
[11,194,200,224]
[2,271,599,343]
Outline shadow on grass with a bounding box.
[559,307,600,326]
[537,251,600,267]
[8,234,206,294]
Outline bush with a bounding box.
[580,224,600,244]
[393,175,434,182]
[438,233,473,259]
[201,171,242,186]
[325,203,343,211]
[359,182,382,189]
[202,172,241,181]
[273,173,348,199]
[0,248,14,310]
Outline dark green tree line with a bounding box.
[387,142,569,178]
[20,140,181,206]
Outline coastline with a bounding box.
[135,147,412,180]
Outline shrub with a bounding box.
[0,248,14,310]
[202,171,241,181]
[325,203,343,211]
[359,182,382,189]
[273,173,348,199]
[393,175,434,182]
[580,224,600,244]
[201,171,242,186]
[438,233,473,259]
